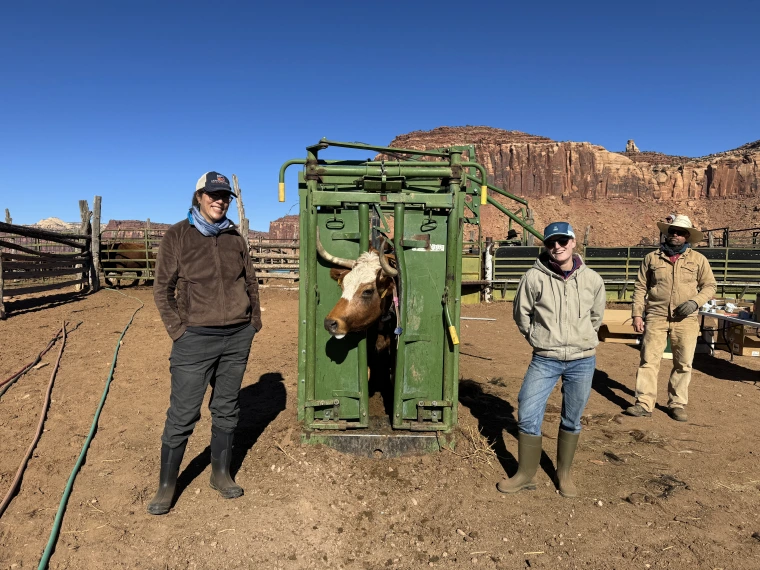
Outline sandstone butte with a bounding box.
[387,126,759,202]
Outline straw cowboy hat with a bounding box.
[657,214,704,243]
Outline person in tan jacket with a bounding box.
[625,215,716,422]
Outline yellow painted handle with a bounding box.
[278,182,285,202]
[448,325,460,345]
[480,185,488,205]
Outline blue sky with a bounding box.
[2,0,757,231]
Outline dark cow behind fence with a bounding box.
[100,242,155,287]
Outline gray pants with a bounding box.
[161,325,256,448]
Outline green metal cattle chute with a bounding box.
[280,139,491,455]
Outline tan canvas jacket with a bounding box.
[632,247,717,319]
[154,219,263,341]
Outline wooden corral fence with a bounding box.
[0,200,97,319]
[249,236,300,283]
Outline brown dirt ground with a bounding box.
[1,287,760,570]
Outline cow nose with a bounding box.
[324,318,339,333]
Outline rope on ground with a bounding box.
[37,289,144,570]
[0,322,68,519]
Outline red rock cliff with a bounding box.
[388,126,759,201]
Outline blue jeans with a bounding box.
[517,354,596,436]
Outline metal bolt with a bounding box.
[302,349,306,353]
[300,379,305,383]
[302,320,306,324]
[418,401,424,406]
[396,413,400,417]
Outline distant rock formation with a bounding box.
[32,217,80,231]
[626,139,640,153]
[387,126,759,201]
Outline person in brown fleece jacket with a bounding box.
[147,171,262,516]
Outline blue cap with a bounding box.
[543,222,576,241]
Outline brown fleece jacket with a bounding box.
[154,219,262,341]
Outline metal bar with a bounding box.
[466,174,529,206]
[318,138,451,157]
[392,202,407,428]
[358,203,370,426]
[278,159,307,202]
[310,164,455,179]
[312,192,453,208]
[305,167,319,427]
[296,182,308,421]
[487,196,545,241]
[443,154,464,429]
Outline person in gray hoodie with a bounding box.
[497,222,605,498]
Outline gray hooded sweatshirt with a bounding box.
[513,254,606,361]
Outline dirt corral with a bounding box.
[1,288,759,569]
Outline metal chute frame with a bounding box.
[281,139,492,439]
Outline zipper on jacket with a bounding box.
[213,235,227,323]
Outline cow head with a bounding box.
[317,229,398,339]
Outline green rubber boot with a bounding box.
[556,429,580,498]
[497,433,542,494]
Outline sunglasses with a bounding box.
[545,238,570,248]
[667,228,690,237]
[204,191,234,203]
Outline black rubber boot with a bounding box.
[147,441,187,515]
[497,433,542,494]
[556,429,580,498]
[209,427,244,499]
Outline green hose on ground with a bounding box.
[38,289,144,570]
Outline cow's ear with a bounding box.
[330,267,349,285]
[376,272,393,293]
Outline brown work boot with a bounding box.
[668,407,688,422]
[497,433,542,494]
[623,403,652,417]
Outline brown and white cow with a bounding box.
[317,230,398,352]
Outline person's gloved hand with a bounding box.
[674,300,698,318]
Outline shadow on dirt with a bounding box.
[2,290,87,317]
[592,369,634,410]
[459,379,558,482]
[175,372,286,497]
[692,353,760,382]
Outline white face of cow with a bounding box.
[324,251,393,339]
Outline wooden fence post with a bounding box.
[0,253,5,319]
[92,196,102,291]
[145,217,152,281]
[79,200,92,291]
[232,174,249,248]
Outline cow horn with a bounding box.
[378,252,398,277]
[315,228,355,268]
